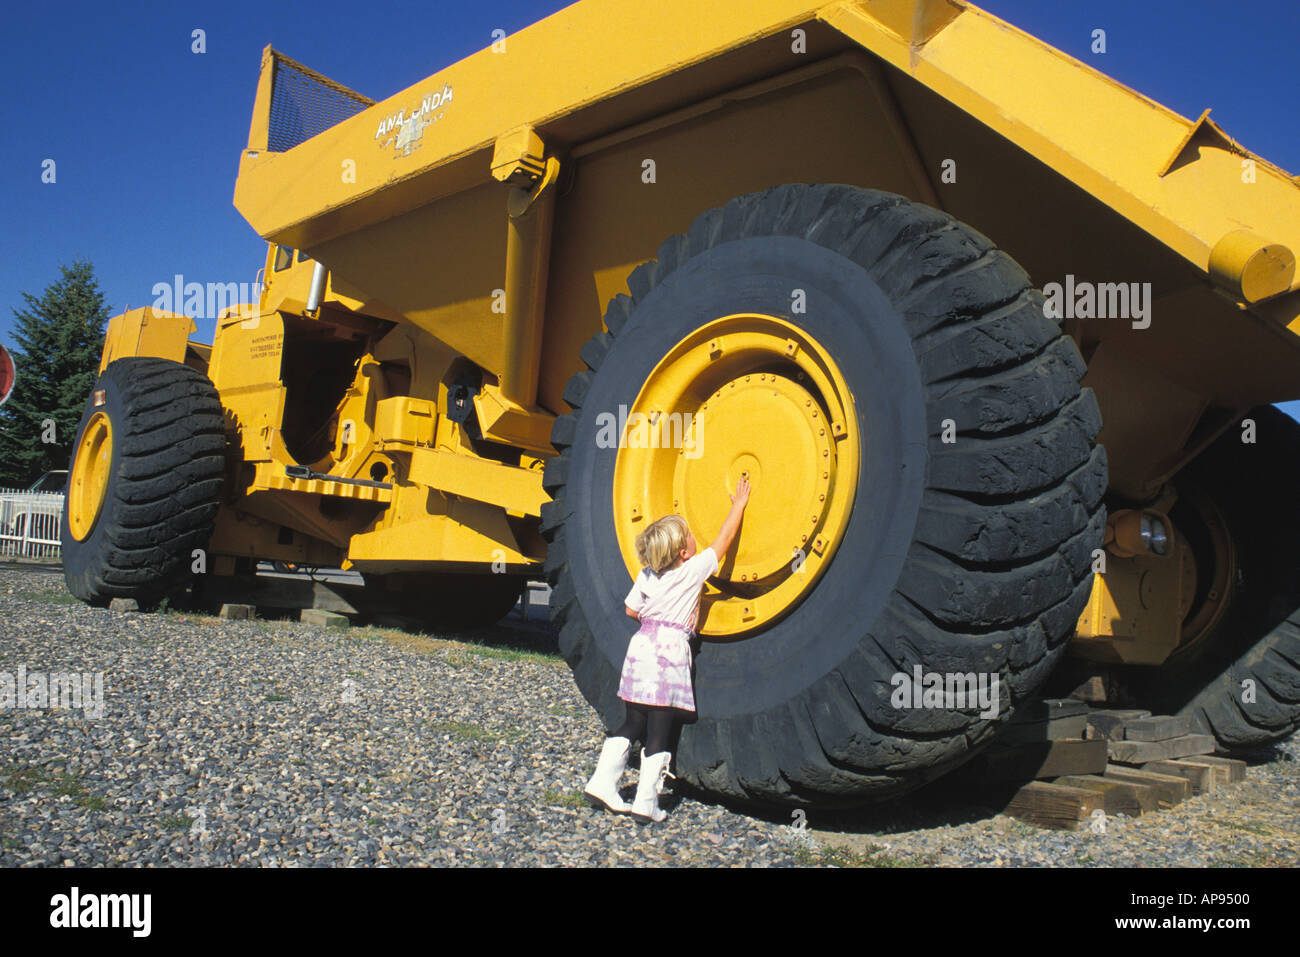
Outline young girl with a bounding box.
[583,476,752,823]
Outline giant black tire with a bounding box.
[540,184,1108,807]
[62,357,226,607]
[1131,405,1300,749]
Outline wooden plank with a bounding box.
[1189,755,1247,782]
[1103,766,1191,807]
[1109,733,1216,765]
[1013,698,1091,722]
[1055,774,1154,815]
[1003,781,1101,831]
[300,609,350,629]
[1169,757,1232,788]
[1143,759,1215,795]
[984,738,1109,781]
[997,714,1088,745]
[1085,709,1151,741]
[1123,714,1193,742]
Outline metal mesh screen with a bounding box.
[267,54,373,153]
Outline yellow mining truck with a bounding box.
[62,0,1300,807]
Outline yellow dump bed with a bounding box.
[235,0,1298,312]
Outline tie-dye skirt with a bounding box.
[617,617,696,712]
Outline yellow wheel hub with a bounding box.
[68,411,113,541]
[611,314,859,638]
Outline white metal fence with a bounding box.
[0,490,64,559]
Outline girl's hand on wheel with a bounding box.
[731,475,751,509]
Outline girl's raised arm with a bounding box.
[709,476,751,560]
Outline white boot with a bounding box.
[583,736,632,813]
[631,749,674,824]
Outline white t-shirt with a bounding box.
[624,547,719,633]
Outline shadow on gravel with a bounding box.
[367,613,561,661]
[678,765,1012,838]
[0,559,64,576]
[1,559,564,661]
[248,602,563,661]
[1234,741,1295,767]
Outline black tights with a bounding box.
[611,703,678,756]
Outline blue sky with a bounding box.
[1,0,1297,414]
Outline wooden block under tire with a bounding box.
[997,714,1088,744]
[301,608,349,629]
[984,738,1109,781]
[1103,766,1190,807]
[1003,781,1101,831]
[1189,755,1247,782]
[1142,759,1214,795]
[1168,757,1232,788]
[1085,709,1151,741]
[1055,774,1154,815]
[1123,714,1192,741]
[1012,698,1091,722]
[1108,733,1215,764]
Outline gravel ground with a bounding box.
[1,560,1296,867]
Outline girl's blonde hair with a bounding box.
[636,514,690,574]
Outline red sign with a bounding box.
[0,343,14,406]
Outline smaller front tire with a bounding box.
[61,357,226,607]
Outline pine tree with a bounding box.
[0,261,109,488]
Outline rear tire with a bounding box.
[1132,405,1300,749]
[61,357,226,607]
[541,184,1107,807]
